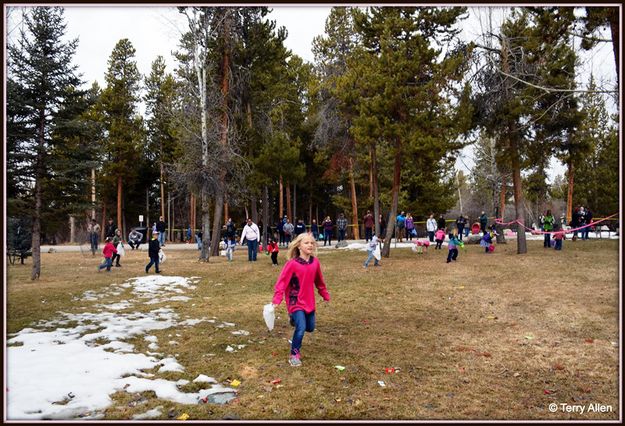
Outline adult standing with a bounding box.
[323,216,333,246]
[337,213,348,242]
[105,218,117,239]
[582,207,592,240]
[437,214,446,231]
[426,214,437,242]
[225,218,237,241]
[145,231,161,274]
[277,216,286,247]
[363,210,374,242]
[379,214,386,238]
[294,218,307,237]
[456,214,466,241]
[395,211,406,242]
[479,211,488,235]
[156,216,167,247]
[240,218,261,262]
[283,218,294,246]
[311,219,319,241]
[405,213,415,240]
[542,209,555,248]
[87,218,101,256]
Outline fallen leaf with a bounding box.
[584,338,594,344]
[177,413,189,420]
[230,379,241,387]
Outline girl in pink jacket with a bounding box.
[272,233,330,367]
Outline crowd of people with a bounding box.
[90,204,605,276]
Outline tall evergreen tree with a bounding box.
[7,6,83,279]
[100,38,145,235]
[348,7,471,257]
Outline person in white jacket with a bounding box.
[240,218,260,262]
[426,214,437,243]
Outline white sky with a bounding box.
[5,5,618,182]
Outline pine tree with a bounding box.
[7,6,83,280]
[100,38,145,235]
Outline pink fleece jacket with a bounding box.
[272,256,330,314]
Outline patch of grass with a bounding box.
[7,239,620,420]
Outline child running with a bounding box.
[434,228,446,249]
[363,233,381,268]
[98,237,117,272]
[225,236,235,262]
[267,238,280,266]
[272,233,331,367]
[446,229,461,263]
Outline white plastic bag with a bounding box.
[158,249,166,264]
[117,242,125,257]
[263,303,275,331]
[373,245,381,261]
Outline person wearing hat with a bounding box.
[146,231,161,274]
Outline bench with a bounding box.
[7,248,32,265]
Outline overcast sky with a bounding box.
[5,5,617,181]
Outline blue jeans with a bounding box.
[195,235,202,250]
[544,232,551,248]
[158,232,166,246]
[364,249,379,267]
[247,239,258,261]
[146,255,160,273]
[90,234,99,255]
[554,239,562,250]
[99,257,112,271]
[324,231,332,246]
[290,310,316,356]
[447,248,458,262]
[338,229,346,242]
[365,227,373,242]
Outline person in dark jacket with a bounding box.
[294,218,307,237]
[456,215,466,241]
[479,211,488,234]
[156,216,167,246]
[105,218,117,239]
[146,231,161,274]
[437,214,446,231]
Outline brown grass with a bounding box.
[6,239,620,420]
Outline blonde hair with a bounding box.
[287,233,318,259]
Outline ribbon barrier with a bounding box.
[495,213,619,236]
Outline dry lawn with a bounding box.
[6,238,621,420]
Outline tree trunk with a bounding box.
[293,184,297,221]
[263,185,269,247]
[510,136,527,254]
[382,139,401,257]
[117,176,123,232]
[160,161,165,219]
[101,204,107,241]
[190,193,196,239]
[200,188,211,261]
[608,8,619,86]
[224,202,229,225]
[91,168,96,220]
[348,157,360,240]
[251,195,258,223]
[31,110,46,280]
[496,175,507,244]
[566,160,574,224]
[371,143,380,238]
[211,193,224,256]
[286,181,292,220]
[279,175,284,219]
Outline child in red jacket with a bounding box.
[98,237,117,272]
[267,238,279,266]
[272,233,330,367]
